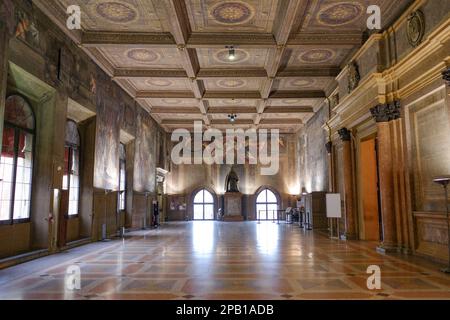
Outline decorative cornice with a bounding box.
[338,128,351,142]
[370,101,401,123]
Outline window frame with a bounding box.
[118,143,126,212]
[193,189,215,220]
[63,120,81,219]
[0,94,36,225]
[256,188,279,221]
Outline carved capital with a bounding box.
[338,128,351,142]
[443,67,450,86]
[370,101,401,123]
[325,141,333,154]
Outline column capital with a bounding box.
[370,101,401,123]
[325,141,333,154]
[338,128,351,141]
[443,67,450,86]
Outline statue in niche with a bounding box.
[226,167,240,193]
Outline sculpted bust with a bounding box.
[226,167,240,193]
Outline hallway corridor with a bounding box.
[0,222,449,300]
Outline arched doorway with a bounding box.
[193,189,215,220]
[256,188,279,220]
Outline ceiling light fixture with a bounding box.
[226,45,236,61]
[228,114,237,123]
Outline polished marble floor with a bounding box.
[0,221,450,300]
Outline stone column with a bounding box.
[370,102,401,252]
[338,128,357,239]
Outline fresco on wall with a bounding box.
[134,109,157,193]
[93,73,120,190]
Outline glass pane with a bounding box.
[257,204,267,220]
[204,204,214,220]
[193,191,203,204]
[119,143,126,161]
[71,148,79,175]
[266,190,277,203]
[65,121,80,146]
[256,190,266,203]
[203,190,213,203]
[5,95,34,130]
[0,127,15,221]
[62,147,70,190]
[267,204,278,220]
[13,132,33,220]
[68,174,79,216]
[193,204,204,220]
[119,161,126,192]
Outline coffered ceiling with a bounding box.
[35,0,412,133]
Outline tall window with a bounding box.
[0,95,35,223]
[256,189,279,220]
[118,143,126,211]
[193,189,214,220]
[63,121,80,216]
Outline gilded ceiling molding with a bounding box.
[370,101,401,123]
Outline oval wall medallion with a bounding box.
[407,10,425,47]
[318,2,363,26]
[96,2,138,23]
[211,1,255,25]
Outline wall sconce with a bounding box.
[228,114,237,123]
[301,187,308,196]
[225,45,236,61]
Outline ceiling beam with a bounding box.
[260,118,303,125]
[203,92,262,99]
[277,67,341,77]
[136,91,195,99]
[113,69,188,79]
[197,69,268,79]
[269,91,326,99]
[264,106,314,113]
[81,31,176,47]
[151,107,201,114]
[187,33,276,48]
[287,33,364,46]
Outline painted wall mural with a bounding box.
[93,72,121,190]
[134,108,157,193]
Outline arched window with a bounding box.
[118,143,126,211]
[63,121,80,216]
[193,189,214,220]
[256,188,279,220]
[0,95,35,223]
